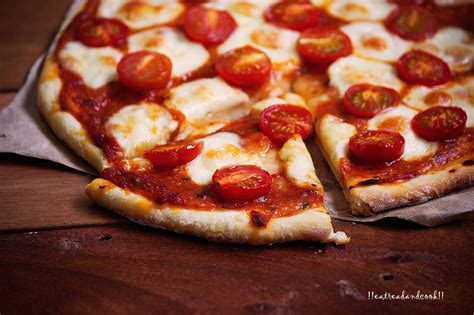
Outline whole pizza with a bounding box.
[37,0,474,244]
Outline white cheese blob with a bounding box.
[128,27,209,77]
[98,0,183,29]
[106,103,178,158]
[317,115,357,162]
[59,42,122,89]
[341,22,413,62]
[328,55,404,95]
[204,0,276,26]
[327,0,396,22]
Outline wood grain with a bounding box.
[0,218,472,314]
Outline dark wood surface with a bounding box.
[0,1,473,314]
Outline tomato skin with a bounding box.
[397,50,452,87]
[259,104,313,144]
[215,46,272,88]
[343,84,400,119]
[349,130,405,165]
[117,50,172,91]
[411,106,467,141]
[385,6,439,41]
[297,28,352,65]
[183,6,237,45]
[76,18,129,47]
[212,165,272,202]
[144,142,203,168]
[264,1,320,31]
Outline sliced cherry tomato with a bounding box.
[349,130,405,165]
[297,28,352,65]
[117,50,172,91]
[215,46,272,88]
[259,104,313,144]
[212,165,272,202]
[343,84,400,119]
[385,6,439,41]
[397,50,452,87]
[76,18,128,47]
[411,106,467,141]
[264,1,320,31]
[144,142,203,168]
[183,6,237,45]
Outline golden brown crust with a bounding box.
[85,178,350,245]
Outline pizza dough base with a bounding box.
[86,178,350,245]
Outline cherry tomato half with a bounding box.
[349,130,405,165]
[212,165,272,202]
[215,46,272,88]
[411,106,467,141]
[183,6,237,45]
[259,104,313,144]
[264,1,320,31]
[117,50,172,91]
[76,17,129,47]
[385,6,439,41]
[397,50,452,87]
[343,84,400,119]
[144,142,203,168]
[297,28,352,65]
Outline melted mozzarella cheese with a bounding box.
[278,135,320,188]
[98,0,183,29]
[341,22,413,62]
[205,0,276,25]
[128,27,209,77]
[106,103,178,158]
[318,115,357,162]
[403,77,474,127]
[328,55,404,95]
[186,132,280,185]
[251,93,307,113]
[218,19,300,71]
[368,106,439,160]
[417,27,474,73]
[327,0,395,22]
[59,42,122,89]
[165,78,249,125]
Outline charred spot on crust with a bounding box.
[99,185,106,189]
[357,177,380,186]
[449,169,456,173]
[462,160,474,166]
[250,210,270,228]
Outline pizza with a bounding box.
[37,0,473,244]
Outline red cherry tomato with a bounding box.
[183,6,237,45]
[215,46,272,88]
[349,130,405,164]
[212,165,272,202]
[343,84,400,119]
[264,1,320,31]
[76,18,129,47]
[411,106,467,141]
[385,6,439,41]
[297,28,352,65]
[117,50,172,91]
[397,50,452,87]
[259,104,313,144]
[144,142,203,168]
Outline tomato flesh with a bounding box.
[212,165,272,202]
[264,1,320,31]
[411,106,467,141]
[215,46,272,88]
[76,18,128,47]
[397,50,452,87]
[297,28,352,65]
[144,142,203,168]
[349,130,405,165]
[343,84,400,119]
[259,104,313,144]
[117,50,172,91]
[184,6,237,45]
[385,6,439,41]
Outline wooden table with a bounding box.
[0,1,472,313]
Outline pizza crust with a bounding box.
[85,178,349,245]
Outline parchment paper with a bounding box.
[0,1,472,226]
